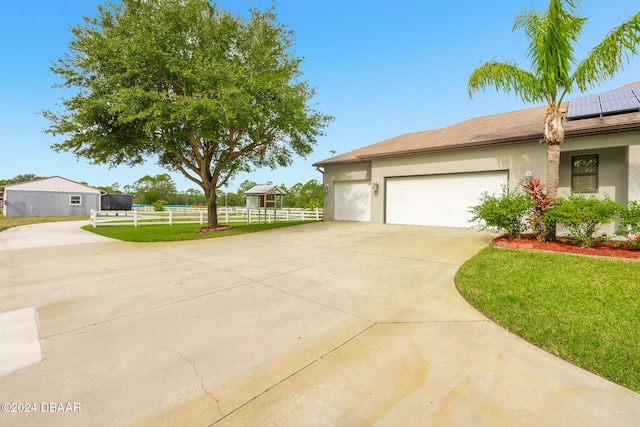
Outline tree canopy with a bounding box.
[43,0,332,226]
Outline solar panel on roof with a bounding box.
[600,88,640,115]
[600,89,635,101]
[577,94,600,105]
[567,95,601,120]
[567,87,640,120]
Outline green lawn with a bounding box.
[456,247,640,393]
[82,220,313,242]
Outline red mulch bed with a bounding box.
[195,225,234,233]
[492,234,640,259]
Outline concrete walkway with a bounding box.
[0,220,116,250]
[0,221,638,426]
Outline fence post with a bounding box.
[134,209,138,227]
[315,208,319,221]
[247,209,251,225]
[200,210,203,225]
[169,210,173,225]
[90,209,96,228]
[225,207,229,223]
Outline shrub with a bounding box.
[618,201,640,236]
[152,199,168,211]
[522,178,555,241]
[469,187,532,239]
[553,193,621,247]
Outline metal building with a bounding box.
[2,176,103,217]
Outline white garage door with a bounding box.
[386,171,508,228]
[334,181,371,221]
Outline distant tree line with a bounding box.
[0,173,43,186]
[1,173,323,209]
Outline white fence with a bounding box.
[90,207,323,227]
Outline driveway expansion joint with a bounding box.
[259,281,375,323]
[38,283,253,340]
[211,323,377,425]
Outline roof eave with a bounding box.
[312,158,369,167]
[564,120,640,138]
[319,120,640,166]
[357,134,543,161]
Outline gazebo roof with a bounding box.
[244,184,287,196]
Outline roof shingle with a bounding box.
[314,82,640,167]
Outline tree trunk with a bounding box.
[206,190,218,227]
[543,105,565,200]
[546,143,561,200]
[543,105,564,241]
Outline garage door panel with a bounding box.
[334,181,371,221]
[386,172,507,228]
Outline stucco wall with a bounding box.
[322,162,371,221]
[560,130,640,202]
[558,130,640,235]
[366,142,548,224]
[629,144,640,202]
[322,130,640,230]
[558,146,627,201]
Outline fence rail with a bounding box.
[90,207,323,227]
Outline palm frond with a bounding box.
[514,0,586,101]
[468,61,543,104]
[572,11,640,92]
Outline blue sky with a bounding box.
[1,0,639,192]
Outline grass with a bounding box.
[82,220,314,242]
[456,247,640,393]
[0,215,87,232]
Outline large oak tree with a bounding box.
[44,0,332,226]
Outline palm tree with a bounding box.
[468,0,640,200]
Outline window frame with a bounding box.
[69,195,82,206]
[571,154,599,193]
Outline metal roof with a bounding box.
[244,185,287,195]
[3,176,103,194]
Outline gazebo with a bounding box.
[244,184,287,223]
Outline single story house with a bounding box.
[2,176,103,217]
[313,82,640,231]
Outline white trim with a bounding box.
[69,195,82,206]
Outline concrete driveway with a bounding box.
[1,221,639,426]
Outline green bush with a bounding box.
[152,199,168,211]
[469,188,532,239]
[553,193,621,247]
[618,201,640,236]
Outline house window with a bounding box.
[571,154,598,193]
[69,195,82,205]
